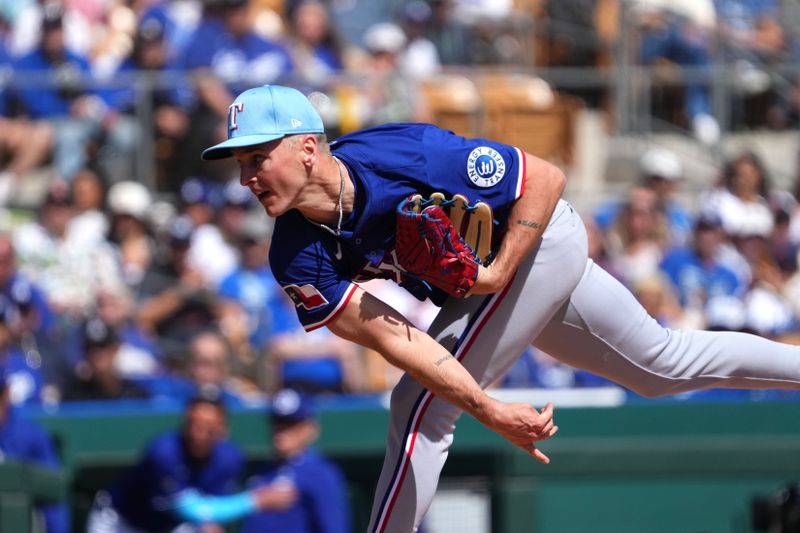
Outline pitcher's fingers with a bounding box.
[539,419,554,435]
[539,404,555,424]
[531,446,550,464]
[533,424,559,442]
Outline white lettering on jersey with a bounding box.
[467,146,506,188]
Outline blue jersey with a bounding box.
[12,48,95,119]
[241,448,350,533]
[659,247,742,306]
[0,411,69,533]
[109,431,245,532]
[218,265,283,348]
[269,124,525,331]
[181,18,293,96]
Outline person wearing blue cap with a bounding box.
[87,393,248,532]
[241,388,351,533]
[202,84,800,532]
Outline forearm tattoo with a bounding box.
[517,219,542,230]
[434,354,455,366]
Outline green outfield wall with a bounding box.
[9,399,799,532]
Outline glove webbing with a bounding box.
[409,193,494,264]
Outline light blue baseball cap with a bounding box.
[201,85,325,161]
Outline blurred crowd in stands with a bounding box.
[1,0,800,410]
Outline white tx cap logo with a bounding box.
[228,102,244,131]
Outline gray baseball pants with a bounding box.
[368,199,800,532]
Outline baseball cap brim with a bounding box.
[201,133,286,161]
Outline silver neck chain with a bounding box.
[314,156,345,238]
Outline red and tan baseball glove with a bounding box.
[395,194,493,298]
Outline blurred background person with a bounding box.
[0,232,61,402]
[67,168,108,246]
[425,0,471,65]
[605,186,670,288]
[283,0,347,92]
[61,316,150,402]
[94,284,164,380]
[9,1,100,189]
[9,0,94,57]
[11,1,137,186]
[93,14,194,188]
[267,291,365,395]
[0,366,69,533]
[242,388,351,533]
[12,182,122,328]
[397,0,442,81]
[217,220,283,385]
[633,0,720,144]
[0,25,53,204]
[714,0,787,129]
[594,147,693,247]
[136,328,250,408]
[631,273,688,329]
[700,151,775,241]
[178,0,294,181]
[106,179,156,291]
[353,21,430,128]
[135,215,220,360]
[659,213,743,313]
[180,177,240,288]
[87,393,246,533]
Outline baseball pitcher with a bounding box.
[202,85,800,533]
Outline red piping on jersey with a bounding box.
[516,146,526,199]
[305,283,358,332]
[375,275,517,532]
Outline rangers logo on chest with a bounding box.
[467,146,505,188]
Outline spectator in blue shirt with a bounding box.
[637,5,719,144]
[87,394,295,533]
[97,16,194,187]
[660,213,742,308]
[0,27,53,205]
[10,2,107,182]
[0,233,61,399]
[178,0,294,180]
[242,388,351,533]
[87,394,248,532]
[218,223,282,353]
[283,0,346,92]
[0,368,69,533]
[594,147,694,248]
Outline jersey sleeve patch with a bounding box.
[467,146,507,188]
[283,284,329,310]
[421,126,522,211]
[303,283,358,332]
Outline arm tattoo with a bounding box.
[434,354,455,366]
[517,219,542,230]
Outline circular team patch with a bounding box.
[467,146,506,188]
